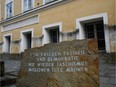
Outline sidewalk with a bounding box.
[0,60,21,87]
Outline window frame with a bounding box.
[48,27,59,43]
[76,13,110,52]
[43,0,58,4]
[22,0,35,12]
[84,21,106,50]
[42,22,62,45]
[20,29,34,52]
[5,0,14,19]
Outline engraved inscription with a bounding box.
[17,39,99,87]
[28,51,89,72]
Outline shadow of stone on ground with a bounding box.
[0,78,16,87]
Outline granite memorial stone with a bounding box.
[17,39,99,87]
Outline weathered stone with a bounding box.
[17,39,99,87]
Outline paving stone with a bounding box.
[100,83,115,87]
[99,52,116,87]
[9,85,16,87]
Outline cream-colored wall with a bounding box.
[0,0,42,20]
[14,0,43,15]
[14,0,22,16]
[35,0,43,7]
[0,0,1,21]
[114,0,116,24]
[0,0,5,20]
[38,0,115,33]
[35,0,116,53]
[0,0,115,53]
[1,23,38,53]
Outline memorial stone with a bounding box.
[17,39,99,87]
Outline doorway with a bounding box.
[43,26,60,44]
[21,30,32,52]
[3,35,11,53]
[84,20,106,50]
[49,28,59,43]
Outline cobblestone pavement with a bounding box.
[0,60,21,87]
[99,53,116,87]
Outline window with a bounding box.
[43,27,60,44]
[23,0,34,12]
[84,21,106,50]
[20,29,33,52]
[43,0,56,4]
[5,1,13,18]
[76,13,110,52]
[42,22,62,45]
[49,28,59,43]
[22,32,32,49]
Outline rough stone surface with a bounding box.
[17,39,99,87]
[99,52,116,87]
[0,54,21,87]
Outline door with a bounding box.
[85,20,106,50]
[49,28,59,43]
[4,36,11,53]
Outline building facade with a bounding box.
[0,0,115,53]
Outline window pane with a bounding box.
[6,5,9,18]
[97,32,105,39]
[87,33,94,38]
[84,21,106,51]
[9,2,13,17]
[24,0,28,11]
[45,0,55,4]
[6,2,13,18]
[28,0,33,9]
[96,21,104,32]
[85,23,94,38]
